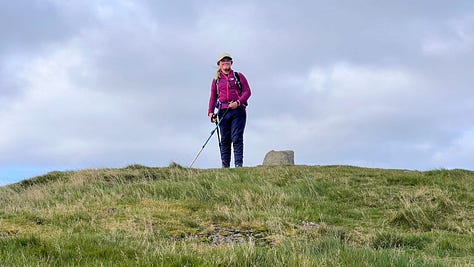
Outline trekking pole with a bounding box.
[189,108,229,168]
[215,121,222,152]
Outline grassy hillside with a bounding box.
[0,164,473,266]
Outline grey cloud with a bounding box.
[0,1,93,53]
[2,1,474,184]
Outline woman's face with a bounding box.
[218,58,232,71]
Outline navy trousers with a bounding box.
[218,107,247,168]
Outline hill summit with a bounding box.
[1,165,473,266]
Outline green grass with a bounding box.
[0,165,473,266]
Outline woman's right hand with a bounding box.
[209,113,217,123]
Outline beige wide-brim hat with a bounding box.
[217,53,232,63]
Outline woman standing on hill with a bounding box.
[208,53,251,168]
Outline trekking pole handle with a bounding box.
[211,114,217,123]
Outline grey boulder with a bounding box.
[262,150,294,166]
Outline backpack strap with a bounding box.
[233,72,248,107]
[234,72,242,95]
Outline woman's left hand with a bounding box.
[228,101,239,109]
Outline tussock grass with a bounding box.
[0,165,473,266]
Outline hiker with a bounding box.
[208,53,251,168]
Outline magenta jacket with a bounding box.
[208,69,251,114]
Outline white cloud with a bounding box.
[2,1,474,184]
[0,46,107,161]
[195,2,258,45]
[422,15,474,56]
[306,63,415,99]
[248,62,459,169]
[432,128,474,169]
[0,31,219,171]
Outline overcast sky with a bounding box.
[1,0,474,185]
